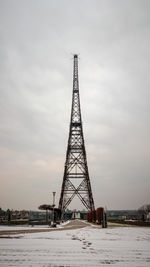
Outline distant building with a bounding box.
[63,210,87,220]
[72,212,80,219]
[107,210,140,221]
[107,205,150,222]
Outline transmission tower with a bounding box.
[59,55,95,212]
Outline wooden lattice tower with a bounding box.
[59,55,95,212]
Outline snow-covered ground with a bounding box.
[0,225,50,231]
[0,220,70,231]
[0,223,150,266]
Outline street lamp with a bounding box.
[52,192,56,225]
[53,192,56,207]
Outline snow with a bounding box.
[0,225,50,231]
[0,220,70,231]
[0,222,150,266]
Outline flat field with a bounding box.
[0,220,150,266]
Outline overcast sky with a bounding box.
[0,0,150,211]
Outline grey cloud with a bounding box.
[0,0,150,210]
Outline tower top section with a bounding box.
[74,54,78,58]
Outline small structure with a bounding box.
[72,212,80,219]
[38,204,61,223]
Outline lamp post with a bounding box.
[52,192,56,225]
